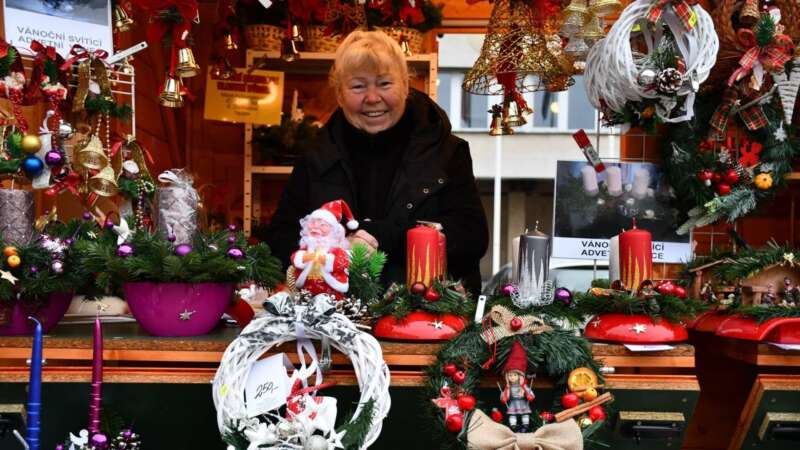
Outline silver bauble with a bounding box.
[277,421,294,438]
[51,259,64,274]
[304,435,329,450]
[58,120,75,140]
[637,68,657,87]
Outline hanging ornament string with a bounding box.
[584,0,718,124]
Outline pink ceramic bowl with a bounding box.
[0,292,73,335]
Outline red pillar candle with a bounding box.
[407,222,447,288]
[619,221,652,291]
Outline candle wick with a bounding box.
[632,217,637,229]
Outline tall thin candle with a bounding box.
[88,316,103,434]
[26,317,42,450]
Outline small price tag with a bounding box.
[244,353,294,418]
[624,344,676,352]
[768,342,800,351]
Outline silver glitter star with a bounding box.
[775,124,788,142]
[179,309,196,321]
[630,323,648,335]
[430,320,444,330]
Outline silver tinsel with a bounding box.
[0,189,35,245]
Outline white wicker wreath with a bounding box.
[213,293,391,450]
[585,0,718,123]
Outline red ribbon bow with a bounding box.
[647,0,698,31]
[59,45,109,71]
[727,28,793,87]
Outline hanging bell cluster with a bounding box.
[89,166,119,197]
[223,32,238,51]
[559,0,621,69]
[113,3,134,33]
[281,24,304,62]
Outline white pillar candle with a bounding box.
[609,234,620,281]
[606,166,623,196]
[581,165,599,196]
[631,167,650,200]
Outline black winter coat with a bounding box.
[264,90,489,294]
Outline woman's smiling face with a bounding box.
[339,70,406,134]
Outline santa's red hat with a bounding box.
[503,341,528,374]
[310,199,359,230]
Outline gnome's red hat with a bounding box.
[310,199,359,230]
[503,341,528,374]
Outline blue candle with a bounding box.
[26,317,42,450]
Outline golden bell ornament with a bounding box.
[576,14,605,41]
[113,4,134,33]
[739,0,759,26]
[490,116,514,135]
[21,134,42,154]
[502,98,529,127]
[88,166,119,197]
[75,135,108,171]
[159,76,184,108]
[560,1,589,36]
[176,47,200,78]
[223,33,238,50]
[588,0,622,17]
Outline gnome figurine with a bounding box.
[500,341,535,432]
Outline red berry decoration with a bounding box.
[452,370,467,385]
[673,285,687,299]
[446,413,464,433]
[410,282,427,295]
[539,411,555,422]
[490,408,503,422]
[457,394,476,411]
[589,405,607,421]
[697,169,713,186]
[656,280,675,296]
[442,363,457,377]
[510,317,523,331]
[561,393,581,409]
[716,183,731,196]
[712,172,722,184]
[724,168,739,185]
[424,288,441,302]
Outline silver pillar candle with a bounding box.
[156,170,199,245]
[0,188,34,245]
[516,226,552,305]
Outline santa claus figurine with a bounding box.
[500,341,535,433]
[290,199,358,299]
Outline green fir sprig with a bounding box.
[575,291,706,324]
[709,243,796,283]
[734,304,800,322]
[369,279,474,319]
[347,243,386,303]
[84,96,133,119]
[0,46,17,78]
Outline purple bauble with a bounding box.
[90,432,109,449]
[55,445,64,450]
[44,149,64,167]
[226,247,244,259]
[51,260,64,274]
[175,243,192,256]
[167,234,177,242]
[227,235,236,244]
[30,265,38,273]
[64,238,74,246]
[554,287,573,306]
[227,224,237,232]
[117,244,134,257]
[500,283,517,297]
[104,219,115,229]
[121,429,133,440]
[83,211,93,221]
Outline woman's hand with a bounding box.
[347,229,379,253]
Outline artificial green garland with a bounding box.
[662,92,798,234]
[0,219,97,305]
[74,226,283,294]
[575,290,706,324]
[424,324,603,449]
[705,243,797,283]
[368,279,474,319]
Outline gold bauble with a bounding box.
[579,417,593,428]
[7,254,21,268]
[3,246,18,257]
[582,387,599,401]
[21,134,42,154]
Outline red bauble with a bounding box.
[712,172,722,184]
[446,413,464,432]
[589,405,607,421]
[696,169,712,182]
[424,289,441,302]
[561,393,581,409]
[452,370,466,385]
[510,317,523,331]
[656,280,675,296]
[716,183,731,195]
[457,394,476,411]
[673,285,687,299]
[724,168,739,184]
[442,363,458,377]
[539,411,555,422]
[410,282,427,295]
[491,408,503,422]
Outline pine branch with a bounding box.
[338,398,375,449]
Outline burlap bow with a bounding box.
[481,305,552,345]
[647,0,698,31]
[467,410,583,450]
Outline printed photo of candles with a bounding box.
[553,160,682,242]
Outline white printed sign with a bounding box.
[244,353,294,418]
[553,237,692,264]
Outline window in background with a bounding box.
[461,90,489,130]
[435,72,452,113]
[568,75,596,130]
[532,90,559,128]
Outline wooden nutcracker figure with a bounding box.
[500,341,535,432]
[290,199,358,299]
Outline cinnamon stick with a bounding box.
[555,392,614,423]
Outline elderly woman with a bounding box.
[265,31,488,294]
